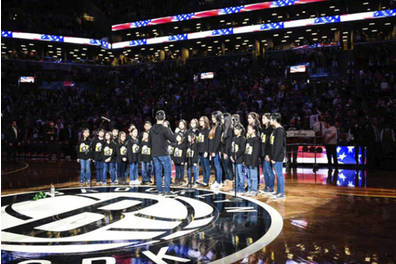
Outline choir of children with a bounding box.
[76,112,286,199]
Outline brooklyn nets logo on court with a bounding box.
[1,187,283,264]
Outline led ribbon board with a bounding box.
[111,9,396,49]
[0,31,111,49]
[111,0,327,31]
[2,10,394,50]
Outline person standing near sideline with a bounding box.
[270,113,287,200]
[323,119,338,169]
[149,110,176,195]
[77,128,91,187]
[7,120,21,162]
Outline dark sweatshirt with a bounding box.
[140,138,152,163]
[172,142,186,165]
[244,136,260,167]
[149,124,176,157]
[186,142,199,165]
[103,140,116,163]
[231,135,246,164]
[116,141,128,163]
[197,128,209,154]
[220,127,233,156]
[208,126,222,154]
[91,137,105,161]
[127,138,140,163]
[261,126,273,157]
[270,126,286,162]
[77,138,91,160]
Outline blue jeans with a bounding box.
[141,161,151,182]
[152,155,172,193]
[274,161,285,195]
[235,163,245,192]
[187,165,198,184]
[221,156,233,181]
[175,164,185,180]
[94,161,104,182]
[263,160,275,191]
[213,154,222,183]
[129,162,138,181]
[247,166,258,193]
[199,154,211,184]
[80,159,91,183]
[110,162,117,183]
[117,162,127,184]
[103,162,110,183]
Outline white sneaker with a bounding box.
[134,179,141,185]
[210,181,219,190]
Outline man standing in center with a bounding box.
[149,110,176,195]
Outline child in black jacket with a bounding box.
[127,128,140,185]
[186,132,199,187]
[197,116,211,186]
[91,129,105,185]
[103,131,116,184]
[244,125,260,196]
[77,128,91,186]
[172,133,186,186]
[116,131,128,185]
[231,124,246,193]
[140,131,152,184]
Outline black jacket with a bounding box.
[172,142,186,165]
[270,126,286,162]
[127,138,140,163]
[140,138,152,162]
[197,128,209,154]
[231,135,246,164]
[186,142,199,165]
[77,138,91,160]
[7,126,22,144]
[188,128,200,137]
[208,126,222,154]
[116,141,128,163]
[220,127,233,156]
[91,138,105,161]
[103,140,116,163]
[261,126,273,157]
[149,124,176,157]
[244,136,260,167]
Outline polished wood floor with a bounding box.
[2,160,396,263]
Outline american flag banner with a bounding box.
[168,34,188,41]
[40,34,64,42]
[1,31,13,38]
[373,9,396,18]
[314,15,341,25]
[260,22,285,30]
[296,145,366,165]
[211,28,234,36]
[111,0,327,30]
